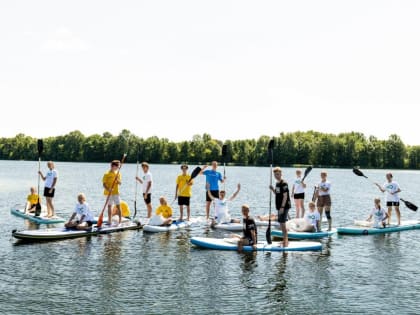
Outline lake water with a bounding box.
[1,161,420,314]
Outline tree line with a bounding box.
[1,129,420,169]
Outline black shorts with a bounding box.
[206,190,219,202]
[294,193,305,200]
[386,201,400,207]
[44,187,55,198]
[143,193,151,205]
[277,208,290,223]
[178,196,190,206]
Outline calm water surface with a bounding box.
[1,161,420,314]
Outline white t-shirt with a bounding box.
[214,198,231,223]
[293,177,305,194]
[45,169,58,188]
[370,207,387,227]
[382,181,400,202]
[305,211,320,229]
[141,172,153,194]
[318,180,331,196]
[74,203,94,222]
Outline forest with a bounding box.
[1,129,420,169]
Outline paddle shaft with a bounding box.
[133,158,139,219]
[266,139,274,244]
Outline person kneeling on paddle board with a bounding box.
[231,204,257,252]
[287,201,320,232]
[25,187,40,213]
[366,198,388,228]
[207,183,241,227]
[65,193,94,230]
[149,196,173,226]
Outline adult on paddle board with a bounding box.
[135,162,153,218]
[231,204,257,252]
[200,161,225,220]
[374,173,401,225]
[102,160,122,225]
[315,171,332,231]
[269,167,291,247]
[38,161,58,218]
[65,193,94,230]
[291,168,307,218]
[174,164,194,221]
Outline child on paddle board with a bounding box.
[375,173,401,225]
[136,162,153,218]
[291,169,306,218]
[286,202,320,232]
[38,161,58,218]
[269,167,291,247]
[207,182,241,226]
[231,204,257,252]
[315,171,332,231]
[366,198,388,228]
[175,164,193,221]
[65,193,94,230]
[25,187,40,213]
[103,160,122,226]
[200,161,225,220]
[149,196,173,226]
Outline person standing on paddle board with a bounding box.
[231,204,257,252]
[175,164,193,221]
[136,162,153,218]
[200,161,225,220]
[375,173,401,225]
[291,169,306,218]
[315,171,332,231]
[366,197,388,228]
[65,193,94,230]
[269,167,291,247]
[38,161,58,218]
[103,160,122,226]
[207,182,241,226]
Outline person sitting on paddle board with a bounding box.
[366,197,389,228]
[175,164,194,221]
[231,204,257,252]
[200,161,225,220]
[207,183,241,226]
[38,161,58,218]
[374,173,401,225]
[135,162,153,218]
[103,160,122,226]
[286,201,320,232]
[269,167,291,247]
[149,196,173,226]
[65,193,94,230]
[25,186,40,213]
[112,200,131,219]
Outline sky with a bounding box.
[1,1,420,144]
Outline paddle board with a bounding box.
[143,220,192,233]
[271,228,337,239]
[337,221,420,235]
[11,207,66,224]
[12,221,142,241]
[190,237,322,252]
[211,220,279,231]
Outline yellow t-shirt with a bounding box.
[102,171,121,195]
[155,205,172,218]
[27,194,40,206]
[176,174,193,197]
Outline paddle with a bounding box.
[97,154,127,228]
[301,166,313,182]
[353,167,418,211]
[35,139,43,216]
[133,147,140,220]
[222,144,227,191]
[266,139,274,244]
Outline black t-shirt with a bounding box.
[243,216,257,242]
[275,180,291,210]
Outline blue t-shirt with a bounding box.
[203,169,223,190]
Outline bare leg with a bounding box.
[179,205,184,221]
[186,205,191,221]
[115,205,122,224]
[46,197,54,217]
[205,201,211,220]
[147,203,152,218]
[300,200,305,218]
[387,206,392,224]
[281,222,288,247]
[317,206,324,232]
[108,205,112,225]
[395,206,401,225]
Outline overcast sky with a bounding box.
[1,1,419,144]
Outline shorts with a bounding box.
[178,196,190,206]
[317,195,331,207]
[294,193,305,200]
[77,220,93,227]
[386,201,400,207]
[206,190,219,202]
[277,208,290,223]
[44,187,55,198]
[143,193,152,205]
[105,195,121,207]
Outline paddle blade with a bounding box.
[266,221,272,244]
[400,198,418,211]
[37,139,43,156]
[352,167,367,178]
[97,212,104,227]
[302,166,313,181]
[190,166,202,181]
[222,144,227,157]
[268,139,274,151]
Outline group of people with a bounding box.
[25,159,404,247]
